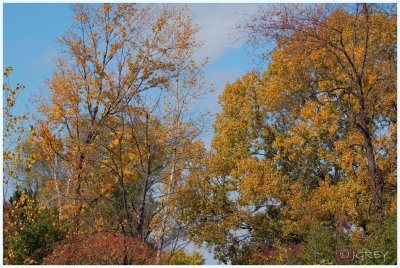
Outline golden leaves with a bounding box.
[3,67,30,187]
[192,6,397,258]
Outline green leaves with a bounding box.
[4,190,64,264]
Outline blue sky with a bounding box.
[4,3,263,264]
[4,4,262,147]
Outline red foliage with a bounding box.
[249,243,302,264]
[43,232,156,264]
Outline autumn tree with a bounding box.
[240,3,396,215]
[32,3,208,258]
[180,3,396,264]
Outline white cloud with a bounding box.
[189,4,259,61]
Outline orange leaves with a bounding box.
[236,158,282,204]
[212,72,263,162]
[334,130,365,174]
[308,176,368,229]
[194,6,396,262]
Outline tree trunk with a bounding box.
[53,155,63,219]
[156,148,177,264]
[357,116,384,215]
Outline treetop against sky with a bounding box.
[4,3,259,148]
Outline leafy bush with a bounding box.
[354,215,396,265]
[4,190,64,264]
[43,232,156,264]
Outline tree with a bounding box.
[33,3,208,251]
[180,4,396,264]
[240,3,396,215]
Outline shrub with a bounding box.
[167,249,205,265]
[4,190,64,264]
[43,232,156,264]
